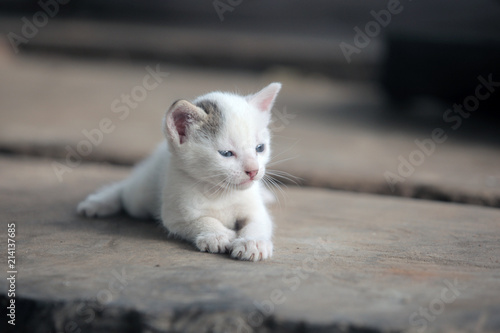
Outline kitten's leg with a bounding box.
[77,182,124,218]
[167,217,237,254]
[78,143,166,219]
[231,207,273,261]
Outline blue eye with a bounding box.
[256,144,265,153]
[218,150,234,157]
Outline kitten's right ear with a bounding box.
[164,100,206,146]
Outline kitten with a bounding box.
[77,83,282,261]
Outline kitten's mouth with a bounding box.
[221,179,254,188]
[238,176,262,187]
[220,177,258,189]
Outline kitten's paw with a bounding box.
[230,238,273,261]
[77,199,120,218]
[196,231,236,254]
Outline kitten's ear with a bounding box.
[164,100,206,146]
[246,82,282,113]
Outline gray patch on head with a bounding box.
[195,100,225,139]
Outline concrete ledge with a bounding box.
[0,15,379,80]
[1,55,499,208]
[1,155,499,332]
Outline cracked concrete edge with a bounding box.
[297,174,500,209]
[1,295,395,333]
[2,143,499,209]
[0,142,140,166]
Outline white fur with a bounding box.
[77,83,282,261]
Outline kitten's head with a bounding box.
[164,82,281,191]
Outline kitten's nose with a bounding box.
[245,169,259,180]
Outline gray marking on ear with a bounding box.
[195,100,225,139]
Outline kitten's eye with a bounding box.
[218,150,234,157]
[256,144,265,153]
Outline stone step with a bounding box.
[0,54,499,207]
[1,155,499,332]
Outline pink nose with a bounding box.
[246,169,259,180]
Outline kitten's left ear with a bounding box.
[246,82,282,113]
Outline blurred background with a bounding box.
[1,0,500,206]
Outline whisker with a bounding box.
[266,169,302,185]
[210,176,231,197]
[269,139,300,163]
[197,173,231,198]
[267,176,288,193]
[264,174,288,204]
[191,172,227,189]
[267,155,301,167]
[262,176,282,209]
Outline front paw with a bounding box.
[196,231,236,254]
[230,238,273,261]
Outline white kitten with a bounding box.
[77,82,282,261]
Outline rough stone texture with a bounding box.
[274,118,500,207]
[1,155,499,332]
[0,54,499,207]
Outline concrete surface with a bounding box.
[0,15,379,81]
[1,54,499,207]
[1,45,500,332]
[1,155,500,332]
[2,0,499,81]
